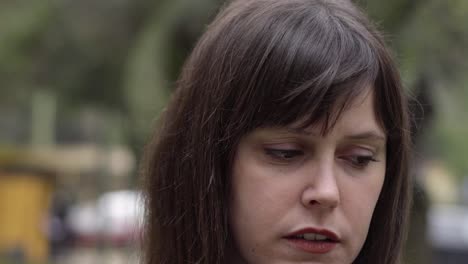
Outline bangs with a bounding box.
[225,1,380,135]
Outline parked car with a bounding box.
[67,190,143,247]
[428,204,468,264]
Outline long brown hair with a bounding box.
[142,0,412,263]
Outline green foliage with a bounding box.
[361,0,468,179]
[429,76,468,178]
[124,0,222,150]
[0,0,467,177]
[0,1,53,106]
[362,0,424,33]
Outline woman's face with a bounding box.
[229,91,386,264]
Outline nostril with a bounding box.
[301,185,340,209]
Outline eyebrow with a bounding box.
[343,131,386,142]
[286,128,386,142]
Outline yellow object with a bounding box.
[0,172,52,263]
[423,160,458,204]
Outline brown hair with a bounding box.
[142,0,412,263]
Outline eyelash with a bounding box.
[264,148,304,162]
[264,148,379,169]
[341,155,378,169]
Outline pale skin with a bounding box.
[229,90,386,264]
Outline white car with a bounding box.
[428,204,468,250]
[67,190,144,246]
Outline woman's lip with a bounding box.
[284,238,338,254]
[283,227,340,254]
[284,227,340,242]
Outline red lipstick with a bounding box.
[284,227,340,254]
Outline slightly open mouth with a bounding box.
[284,236,338,254]
[287,237,336,243]
[284,233,338,243]
[283,231,339,254]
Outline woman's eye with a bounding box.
[344,155,378,169]
[264,148,303,161]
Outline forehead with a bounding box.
[328,90,385,137]
[289,89,386,139]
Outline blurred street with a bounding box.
[1,0,468,263]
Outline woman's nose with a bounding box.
[301,160,340,209]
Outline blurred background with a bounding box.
[0,0,467,263]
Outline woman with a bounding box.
[142,0,412,263]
